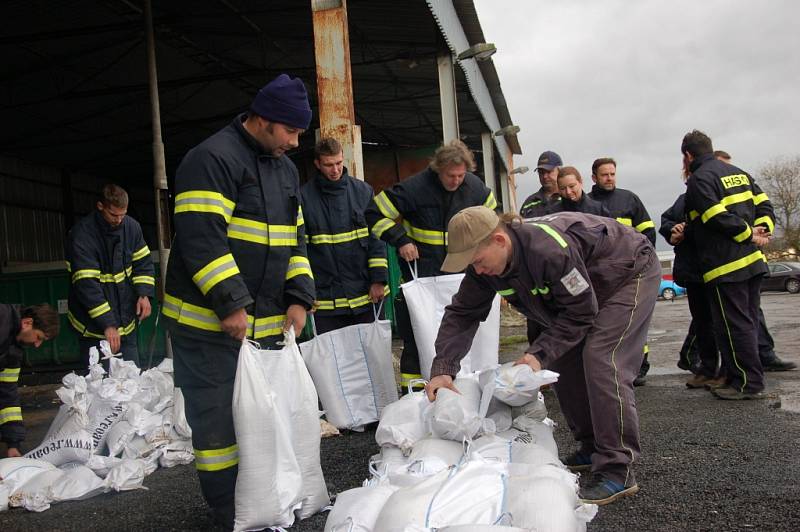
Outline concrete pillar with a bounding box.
[437,52,459,143]
[480,131,496,198]
[499,167,511,213]
[504,145,517,212]
[311,0,364,180]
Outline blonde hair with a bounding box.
[430,139,476,173]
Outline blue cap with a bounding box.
[250,74,312,130]
[536,151,563,170]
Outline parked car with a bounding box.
[659,277,686,300]
[762,262,800,293]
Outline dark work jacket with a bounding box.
[301,170,387,316]
[0,303,24,446]
[65,211,154,339]
[165,114,315,343]
[365,167,495,281]
[0,304,22,370]
[432,213,654,378]
[685,153,774,284]
[589,185,656,245]
[547,192,609,217]
[519,187,560,218]
[660,193,702,286]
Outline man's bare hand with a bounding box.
[398,243,419,262]
[136,296,152,321]
[369,283,386,304]
[6,447,22,458]
[670,223,686,245]
[283,304,307,334]
[425,374,459,402]
[104,326,121,353]
[514,352,542,372]
[752,226,772,248]
[221,308,248,340]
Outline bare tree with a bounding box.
[758,156,800,258]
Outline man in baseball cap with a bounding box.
[519,150,563,218]
[429,206,660,506]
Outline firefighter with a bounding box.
[365,140,496,390]
[65,184,154,367]
[1,303,59,457]
[682,130,773,400]
[164,73,315,528]
[301,137,388,334]
[547,166,609,216]
[519,150,563,218]
[588,157,656,385]
[427,206,660,505]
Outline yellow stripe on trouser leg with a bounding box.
[194,443,239,472]
[715,286,747,393]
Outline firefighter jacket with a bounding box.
[65,211,154,339]
[685,153,774,284]
[365,167,496,280]
[1,304,24,446]
[546,192,609,217]
[589,185,656,244]
[660,193,703,286]
[301,170,388,316]
[164,115,315,343]
[431,213,654,378]
[519,187,560,218]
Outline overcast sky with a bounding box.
[474,0,800,249]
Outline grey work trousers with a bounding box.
[549,252,660,486]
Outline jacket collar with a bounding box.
[590,184,614,198]
[689,152,715,173]
[314,168,350,191]
[233,113,278,158]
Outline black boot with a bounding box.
[762,356,797,372]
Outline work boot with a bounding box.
[762,356,798,372]
[562,451,592,472]
[712,386,766,400]
[579,473,639,505]
[633,363,648,387]
[686,374,719,389]
[703,376,727,390]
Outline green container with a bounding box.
[0,266,167,370]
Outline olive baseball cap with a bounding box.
[441,206,500,272]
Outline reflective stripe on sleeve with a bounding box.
[192,254,240,295]
[483,192,498,210]
[132,245,150,261]
[309,227,369,245]
[88,301,112,318]
[754,216,775,233]
[285,256,313,280]
[635,220,655,233]
[530,223,568,248]
[616,217,633,226]
[733,224,752,243]
[0,406,23,425]
[371,218,396,238]
[402,221,447,246]
[374,191,401,220]
[132,275,156,286]
[497,288,516,296]
[0,367,21,383]
[174,191,235,222]
[368,258,388,269]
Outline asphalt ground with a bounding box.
[2,292,799,531]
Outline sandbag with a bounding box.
[50,465,106,502]
[300,306,398,431]
[158,436,194,468]
[172,387,192,438]
[511,391,548,423]
[0,482,8,512]
[366,446,409,487]
[509,417,558,459]
[375,388,430,452]
[0,457,56,494]
[401,268,500,380]
[323,485,396,532]
[24,430,94,466]
[485,398,512,433]
[8,468,65,512]
[481,363,559,406]
[428,376,484,442]
[104,458,146,491]
[471,432,558,468]
[506,475,597,531]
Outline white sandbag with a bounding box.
[106,420,135,457]
[156,357,173,373]
[233,332,329,531]
[485,398,512,433]
[471,433,558,468]
[374,461,510,531]
[108,356,140,380]
[375,389,430,452]
[0,482,8,512]
[49,465,105,502]
[324,485,397,532]
[24,429,94,466]
[428,376,483,442]
[123,434,165,472]
[98,378,139,402]
[506,475,597,532]
[387,438,466,484]
[439,527,529,532]
[43,383,90,441]
[511,391,547,423]
[8,468,65,512]
[300,306,398,431]
[509,417,558,459]
[401,269,500,380]
[482,363,559,407]
[365,446,409,487]
[104,458,146,491]
[158,436,194,468]
[86,398,128,453]
[172,387,192,438]
[135,367,174,413]
[0,457,56,494]
[84,455,123,478]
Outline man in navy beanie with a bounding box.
[166,73,319,529]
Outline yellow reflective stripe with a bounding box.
[531,286,550,295]
[371,218,396,238]
[192,254,240,295]
[308,227,369,245]
[399,373,424,389]
[754,216,775,233]
[402,221,447,246]
[752,192,769,205]
[689,210,699,221]
[701,203,727,223]
[700,191,756,224]
[285,256,313,280]
[88,301,112,319]
[227,217,297,246]
[616,217,633,226]
[195,444,239,472]
[483,192,497,210]
[132,275,155,286]
[374,191,400,220]
[297,205,304,227]
[497,288,516,296]
[635,220,655,233]
[132,245,150,261]
[369,258,388,269]
[733,224,752,243]
[703,250,765,283]
[163,293,285,339]
[72,269,101,282]
[643,343,649,354]
[531,223,568,248]
[67,311,136,338]
[0,406,23,424]
[65,261,72,272]
[0,368,21,383]
[174,190,235,222]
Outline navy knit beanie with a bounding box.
[250,74,312,130]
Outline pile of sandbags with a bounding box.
[0,343,193,513]
[325,364,598,532]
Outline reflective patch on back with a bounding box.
[561,267,590,296]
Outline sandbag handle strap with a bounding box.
[372,300,385,321]
[408,259,419,281]
[407,378,428,395]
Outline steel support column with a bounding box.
[437,52,459,143]
[480,131,496,199]
[311,0,364,180]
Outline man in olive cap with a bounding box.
[165,73,317,529]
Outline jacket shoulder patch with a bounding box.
[560,267,590,296]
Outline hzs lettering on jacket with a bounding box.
[720,174,750,189]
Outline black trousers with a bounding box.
[706,278,764,393]
[685,283,721,378]
[0,359,23,449]
[313,307,378,335]
[79,333,140,370]
[393,290,423,390]
[172,330,280,530]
